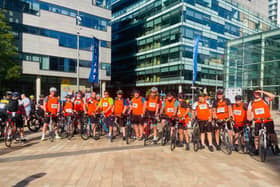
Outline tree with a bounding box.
[0,9,20,90]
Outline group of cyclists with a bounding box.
[0,86,279,156]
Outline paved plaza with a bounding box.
[0,113,280,187]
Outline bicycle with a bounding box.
[143,115,158,146]
[81,113,102,140]
[170,117,179,151]
[233,123,254,154]
[216,118,233,155]
[4,112,22,147]
[160,114,171,146]
[125,114,135,144]
[108,115,121,142]
[191,119,200,152]
[97,113,109,135]
[255,118,277,162]
[59,111,75,140]
[27,110,43,132]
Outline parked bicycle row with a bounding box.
[0,87,279,162]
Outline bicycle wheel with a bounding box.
[144,133,148,146]
[222,132,232,155]
[68,121,74,140]
[81,124,90,140]
[27,117,40,132]
[59,120,68,139]
[110,126,114,143]
[259,133,267,162]
[170,131,176,151]
[4,123,13,147]
[125,126,129,144]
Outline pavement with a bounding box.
[0,112,280,187]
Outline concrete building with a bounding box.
[234,0,268,18]
[0,0,111,99]
[269,0,280,25]
[111,0,275,95]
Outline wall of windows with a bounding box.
[1,0,110,31]
[11,23,111,50]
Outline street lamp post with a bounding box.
[76,10,81,91]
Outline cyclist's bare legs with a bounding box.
[179,129,184,142]
[134,124,139,138]
[184,130,189,143]
[201,133,206,145]
[207,132,213,146]
[229,130,233,144]
[215,129,220,145]
[139,124,144,137]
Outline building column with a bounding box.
[260,34,265,90]
[101,81,106,97]
[178,85,182,93]
[36,76,41,102]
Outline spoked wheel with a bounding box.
[259,133,267,162]
[161,128,167,146]
[125,126,130,144]
[94,124,101,140]
[81,124,90,140]
[27,117,41,132]
[59,120,68,139]
[170,131,176,151]
[68,122,74,140]
[49,130,55,142]
[4,124,13,147]
[221,132,232,155]
[143,133,148,146]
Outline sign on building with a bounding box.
[225,88,242,103]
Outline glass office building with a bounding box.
[0,0,111,98]
[112,0,276,94]
[225,28,280,110]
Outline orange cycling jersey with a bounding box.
[87,97,98,115]
[164,99,176,117]
[131,96,144,115]
[114,98,125,117]
[251,98,272,123]
[146,96,159,112]
[178,102,189,124]
[74,98,84,112]
[233,103,247,126]
[196,101,211,121]
[63,101,73,116]
[216,100,229,120]
[46,96,59,115]
[100,98,113,117]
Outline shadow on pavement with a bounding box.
[0,142,39,156]
[12,172,46,187]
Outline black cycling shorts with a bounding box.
[145,111,157,125]
[89,115,99,124]
[115,116,125,127]
[104,116,115,127]
[178,122,188,130]
[44,116,58,124]
[8,113,23,128]
[215,120,232,130]
[131,115,143,125]
[198,120,212,133]
[255,121,275,136]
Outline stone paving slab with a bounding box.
[0,112,280,186]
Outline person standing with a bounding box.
[21,94,31,125]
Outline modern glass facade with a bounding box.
[225,28,280,110]
[0,0,111,97]
[112,0,275,93]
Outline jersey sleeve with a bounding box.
[225,98,232,106]
[192,102,198,110]
[174,100,179,108]
[142,97,145,104]
[109,98,114,105]
[161,101,165,108]
[124,99,128,106]
[98,100,102,107]
[43,96,48,104]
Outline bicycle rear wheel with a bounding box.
[27,117,40,132]
[220,132,232,155]
[4,123,13,147]
[81,124,90,140]
[68,122,74,140]
[170,133,176,151]
[259,133,267,162]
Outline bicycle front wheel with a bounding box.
[221,132,232,155]
[259,133,267,162]
[81,124,90,140]
[4,123,13,147]
[170,132,176,151]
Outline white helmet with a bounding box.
[49,87,57,93]
[151,87,158,93]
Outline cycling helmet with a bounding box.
[49,87,57,92]
[151,87,158,93]
[6,91,12,96]
[133,89,140,94]
[66,95,72,99]
[235,95,242,101]
[12,92,20,98]
[216,89,224,95]
[29,95,34,99]
[166,92,174,97]
[117,90,124,95]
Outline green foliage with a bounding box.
[0,9,20,81]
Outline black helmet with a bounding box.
[235,95,242,101]
[216,89,224,95]
[133,89,140,94]
[12,92,20,98]
[117,90,124,95]
[6,91,12,96]
[166,92,174,97]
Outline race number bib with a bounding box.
[199,104,207,110]
[217,107,225,113]
[0,103,5,109]
[133,103,138,108]
[167,108,174,113]
[51,104,58,109]
[149,103,156,108]
[255,108,265,115]
[103,102,108,107]
[234,110,241,116]
[75,101,81,105]
[66,109,72,113]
